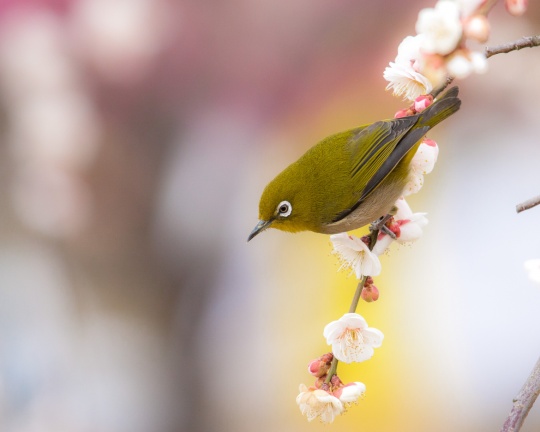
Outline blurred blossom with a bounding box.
[524,259,540,283]
[12,164,92,238]
[0,7,100,238]
[446,50,488,79]
[454,0,487,17]
[0,11,78,100]
[505,0,528,16]
[463,14,490,44]
[9,92,100,169]
[71,0,173,83]
[415,1,463,56]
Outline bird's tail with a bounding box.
[417,86,461,129]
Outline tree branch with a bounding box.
[516,195,540,213]
[486,35,540,58]
[500,356,540,432]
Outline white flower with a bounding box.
[416,1,463,56]
[384,61,433,101]
[372,198,428,255]
[524,259,540,283]
[464,15,490,43]
[296,385,344,423]
[337,382,366,404]
[395,34,425,67]
[455,0,486,17]
[506,0,528,16]
[404,138,439,196]
[330,233,382,278]
[447,50,488,79]
[323,313,384,363]
[470,51,488,74]
[446,52,472,78]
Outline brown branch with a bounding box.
[500,356,540,432]
[486,35,540,58]
[516,195,540,213]
[430,76,455,99]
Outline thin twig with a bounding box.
[325,223,384,384]
[486,35,540,58]
[430,76,454,99]
[500,356,540,432]
[516,195,540,213]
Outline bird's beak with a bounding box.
[247,219,273,242]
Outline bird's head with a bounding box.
[248,171,313,241]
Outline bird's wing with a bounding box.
[332,117,428,223]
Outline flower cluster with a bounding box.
[296,313,382,422]
[298,0,532,424]
[330,136,435,293]
[384,0,526,101]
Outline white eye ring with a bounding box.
[277,200,292,217]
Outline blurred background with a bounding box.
[0,0,538,431]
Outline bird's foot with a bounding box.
[380,224,397,240]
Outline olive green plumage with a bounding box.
[248,87,461,241]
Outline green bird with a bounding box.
[248,87,461,241]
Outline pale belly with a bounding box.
[319,177,407,234]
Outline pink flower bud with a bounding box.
[318,380,330,392]
[361,284,380,302]
[307,353,333,377]
[505,0,527,16]
[394,107,415,118]
[414,94,433,113]
[360,235,371,247]
[422,138,437,147]
[464,15,490,43]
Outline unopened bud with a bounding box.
[360,235,371,247]
[330,374,343,389]
[361,284,380,302]
[422,138,437,148]
[394,107,415,119]
[414,94,433,113]
[307,353,333,377]
[319,381,331,392]
[464,15,490,43]
[385,217,401,238]
[505,0,527,16]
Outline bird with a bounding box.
[248,87,461,241]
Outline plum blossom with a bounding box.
[524,259,540,283]
[384,35,433,101]
[395,34,425,68]
[455,0,487,17]
[463,15,490,43]
[330,233,382,278]
[384,62,433,101]
[334,382,366,404]
[296,385,344,423]
[323,313,384,363]
[404,138,439,196]
[447,50,488,79]
[372,198,428,255]
[506,0,528,16]
[416,1,463,56]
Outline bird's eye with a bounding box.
[277,200,292,217]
